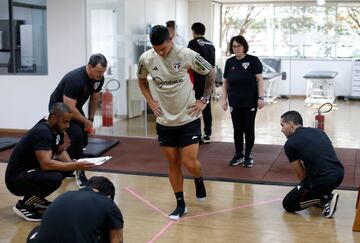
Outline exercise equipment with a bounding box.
[83,137,119,157]
[304,71,338,105]
[0,137,20,151]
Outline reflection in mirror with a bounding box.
[0,0,47,75]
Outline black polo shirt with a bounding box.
[49,66,104,114]
[223,54,262,108]
[284,127,344,181]
[5,119,64,180]
[36,188,124,243]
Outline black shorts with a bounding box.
[156,119,201,147]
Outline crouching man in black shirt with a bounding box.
[280,110,344,218]
[27,176,124,243]
[5,102,95,222]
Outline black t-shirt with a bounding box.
[5,119,64,181]
[188,37,215,98]
[223,55,262,108]
[49,66,104,114]
[284,127,344,182]
[36,188,124,243]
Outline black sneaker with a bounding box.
[202,135,211,144]
[63,171,75,180]
[32,197,52,209]
[168,205,187,220]
[13,200,42,222]
[243,156,254,168]
[229,153,244,166]
[195,178,207,202]
[323,193,339,218]
[75,170,88,188]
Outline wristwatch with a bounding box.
[200,97,210,105]
[258,96,265,100]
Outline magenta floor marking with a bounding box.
[147,221,175,243]
[180,197,282,221]
[125,186,282,242]
[124,186,168,218]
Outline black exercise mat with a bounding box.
[0,137,20,152]
[83,137,120,157]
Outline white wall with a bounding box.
[0,0,86,129]
[279,59,353,96]
[188,0,213,41]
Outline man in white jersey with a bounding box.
[138,25,215,220]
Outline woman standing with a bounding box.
[221,35,265,168]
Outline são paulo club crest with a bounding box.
[93,82,101,90]
[172,62,181,72]
[242,62,250,69]
[56,135,61,145]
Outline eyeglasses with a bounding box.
[232,44,243,48]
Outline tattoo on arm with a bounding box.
[202,68,216,98]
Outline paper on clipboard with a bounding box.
[78,156,112,166]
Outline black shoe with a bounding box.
[243,156,254,168]
[32,197,52,209]
[63,171,75,180]
[202,135,211,144]
[195,178,207,202]
[168,205,187,220]
[322,193,339,218]
[75,170,88,188]
[229,153,244,166]
[13,200,42,222]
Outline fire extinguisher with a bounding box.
[102,89,113,126]
[101,79,120,127]
[314,103,333,131]
[315,110,325,130]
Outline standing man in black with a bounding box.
[49,53,107,188]
[5,103,94,222]
[188,22,215,144]
[280,110,344,218]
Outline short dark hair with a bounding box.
[87,176,115,200]
[281,111,303,126]
[150,25,170,45]
[191,22,206,35]
[88,53,107,68]
[49,102,70,117]
[229,35,249,54]
[166,20,175,28]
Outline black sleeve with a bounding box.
[209,46,215,67]
[284,141,298,163]
[187,41,191,49]
[253,56,263,75]
[32,129,53,151]
[223,59,229,79]
[63,77,83,99]
[106,201,124,230]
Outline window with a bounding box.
[221,1,360,59]
[0,0,47,75]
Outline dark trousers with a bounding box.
[6,169,63,199]
[67,120,88,160]
[27,225,40,243]
[230,107,257,157]
[194,81,212,136]
[202,100,212,136]
[282,175,343,212]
